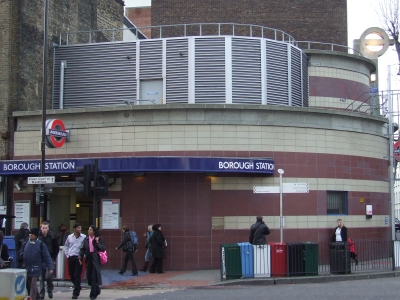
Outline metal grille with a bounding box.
[266,41,289,105]
[52,43,137,108]
[291,48,302,107]
[140,40,162,79]
[327,191,347,215]
[166,39,189,103]
[232,38,262,104]
[302,53,309,107]
[195,38,225,103]
[253,244,271,277]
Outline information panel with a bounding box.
[14,201,30,229]
[101,199,120,229]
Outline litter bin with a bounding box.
[3,235,16,268]
[253,244,271,277]
[237,242,254,278]
[269,242,287,277]
[287,242,305,277]
[329,242,350,274]
[221,244,241,280]
[56,246,65,280]
[304,242,318,276]
[0,268,27,299]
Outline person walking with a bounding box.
[79,225,105,300]
[139,224,153,272]
[14,222,29,268]
[64,223,86,299]
[347,237,358,265]
[115,225,138,276]
[22,228,54,300]
[249,216,271,245]
[38,221,59,299]
[0,231,12,268]
[149,224,166,274]
[331,218,348,242]
[56,223,70,246]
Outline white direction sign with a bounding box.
[27,176,55,185]
[253,182,309,194]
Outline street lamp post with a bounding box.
[278,168,284,242]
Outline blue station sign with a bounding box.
[0,157,274,175]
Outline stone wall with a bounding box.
[0,0,124,159]
[151,0,347,45]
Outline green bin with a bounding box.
[304,242,318,276]
[221,244,242,280]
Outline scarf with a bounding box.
[89,235,95,253]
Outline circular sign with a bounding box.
[359,27,390,59]
[15,274,25,294]
[45,119,68,148]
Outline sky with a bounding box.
[124,0,400,92]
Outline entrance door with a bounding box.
[140,79,163,104]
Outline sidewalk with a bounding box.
[53,269,400,289]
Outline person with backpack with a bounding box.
[22,228,54,300]
[115,225,138,276]
[249,216,270,245]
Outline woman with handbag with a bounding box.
[115,225,138,276]
[79,225,105,300]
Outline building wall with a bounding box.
[151,0,348,45]
[125,7,151,38]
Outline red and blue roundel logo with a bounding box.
[45,119,68,148]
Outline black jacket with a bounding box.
[331,226,348,243]
[39,231,60,261]
[249,221,270,245]
[14,228,29,256]
[0,243,9,262]
[116,231,135,252]
[79,235,106,286]
[150,229,165,259]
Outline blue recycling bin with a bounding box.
[237,242,254,278]
[3,236,16,268]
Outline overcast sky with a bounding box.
[124,0,400,91]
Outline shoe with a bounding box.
[90,297,96,300]
[131,273,138,276]
[72,296,78,299]
[48,291,53,299]
[118,271,124,275]
[149,270,155,273]
[157,271,165,274]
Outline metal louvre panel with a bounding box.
[302,53,309,107]
[53,43,137,108]
[166,39,188,103]
[266,41,289,105]
[140,40,162,79]
[253,244,271,278]
[195,38,225,103]
[290,47,302,107]
[232,38,262,104]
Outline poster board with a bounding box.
[14,200,30,229]
[101,199,120,229]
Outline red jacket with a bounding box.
[347,238,355,253]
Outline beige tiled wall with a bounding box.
[309,67,370,85]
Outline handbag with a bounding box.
[98,250,108,265]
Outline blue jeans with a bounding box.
[145,249,152,262]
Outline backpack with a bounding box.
[129,231,138,246]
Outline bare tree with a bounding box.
[377,0,400,74]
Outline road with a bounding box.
[49,277,399,300]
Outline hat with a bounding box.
[29,227,40,237]
[256,216,263,221]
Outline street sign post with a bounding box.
[27,176,55,185]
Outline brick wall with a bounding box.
[125,7,151,38]
[151,0,347,45]
[0,0,124,160]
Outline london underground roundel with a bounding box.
[45,119,68,148]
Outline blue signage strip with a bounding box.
[0,157,274,175]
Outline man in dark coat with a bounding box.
[23,228,54,300]
[38,221,59,299]
[249,216,270,245]
[149,224,166,274]
[14,222,29,268]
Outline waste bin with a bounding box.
[329,242,350,274]
[0,268,27,299]
[3,235,16,268]
[220,244,241,280]
[269,242,287,277]
[304,242,318,276]
[287,242,305,277]
[237,242,254,278]
[253,244,271,277]
[56,246,65,280]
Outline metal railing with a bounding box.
[297,41,363,57]
[59,23,297,46]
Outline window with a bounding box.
[327,191,347,215]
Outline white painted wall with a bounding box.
[124,0,151,8]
